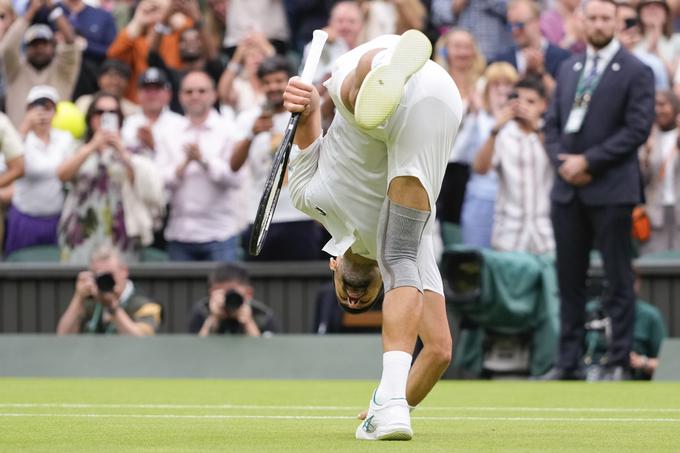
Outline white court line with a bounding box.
[0,403,679,413]
[0,413,679,423]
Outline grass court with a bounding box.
[1,379,679,452]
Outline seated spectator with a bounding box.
[0,0,17,111]
[302,1,364,84]
[461,62,520,249]
[121,67,184,157]
[223,0,290,56]
[434,28,486,246]
[75,60,141,118]
[4,86,75,257]
[218,31,276,118]
[0,0,80,127]
[639,90,680,254]
[203,0,227,61]
[0,111,24,254]
[188,262,276,336]
[57,91,165,264]
[359,0,426,41]
[50,0,118,99]
[430,0,512,60]
[156,71,243,261]
[473,76,554,255]
[540,0,586,53]
[492,0,571,95]
[148,0,225,113]
[56,245,162,335]
[231,56,321,261]
[0,111,23,189]
[107,0,195,103]
[618,1,670,91]
[638,0,680,83]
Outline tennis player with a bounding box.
[285,30,463,440]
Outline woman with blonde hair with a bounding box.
[434,29,487,246]
[461,62,520,248]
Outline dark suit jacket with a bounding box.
[544,47,655,206]
[492,43,571,78]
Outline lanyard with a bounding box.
[574,56,605,108]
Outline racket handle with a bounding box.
[300,29,328,84]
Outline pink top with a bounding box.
[156,110,245,242]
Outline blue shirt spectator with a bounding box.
[58,0,117,62]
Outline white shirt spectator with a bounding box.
[156,110,244,243]
[13,129,75,216]
[234,107,312,225]
[121,108,185,155]
[491,120,554,254]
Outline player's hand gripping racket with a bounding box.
[249,30,328,256]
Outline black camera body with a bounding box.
[224,290,244,311]
[95,272,116,293]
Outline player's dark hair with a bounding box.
[209,263,250,286]
[515,76,546,99]
[257,55,294,80]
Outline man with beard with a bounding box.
[541,0,655,381]
[0,0,80,127]
[231,56,322,261]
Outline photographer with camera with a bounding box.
[57,245,162,335]
[189,263,276,336]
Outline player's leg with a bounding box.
[356,176,431,441]
[340,48,385,114]
[406,290,452,406]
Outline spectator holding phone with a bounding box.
[57,91,165,264]
[57,245,162,335]
[188,262,276,336]
[4,86,76,257]
[473,76,554,254]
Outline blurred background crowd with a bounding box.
[0,0,679,264]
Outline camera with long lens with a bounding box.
[95,272,115,293]
[224,290,244,311]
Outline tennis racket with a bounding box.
[249,29,328,256]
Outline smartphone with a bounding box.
[624,17,638,30]
[101,112,119,132]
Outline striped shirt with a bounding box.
[491,120,554,254]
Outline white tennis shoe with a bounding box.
[354,29,432,129]
[355,392,413,441]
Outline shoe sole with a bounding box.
[377,428,413,441]
[354,29,432,129]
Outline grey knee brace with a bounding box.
[377,198,431,293]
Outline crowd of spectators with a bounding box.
[0,0,679,264]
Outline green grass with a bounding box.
[0,379,679,452]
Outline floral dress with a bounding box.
[58,147,139,264]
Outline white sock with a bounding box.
[374,351,412,405]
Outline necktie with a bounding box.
[581,54,600,94]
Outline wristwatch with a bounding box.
[154,23,172,35]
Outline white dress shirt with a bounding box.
[155,110,244,242]
[584,38,621,78]
[234,107,312,225]
[121,108,185,155]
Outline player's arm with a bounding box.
[283,77,321,149]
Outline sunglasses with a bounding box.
[94,108,119,115]
[181,88,209,95]
[28,99,56,109]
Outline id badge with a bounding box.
[564,106,586,134]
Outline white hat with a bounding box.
[26,85,59,105]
